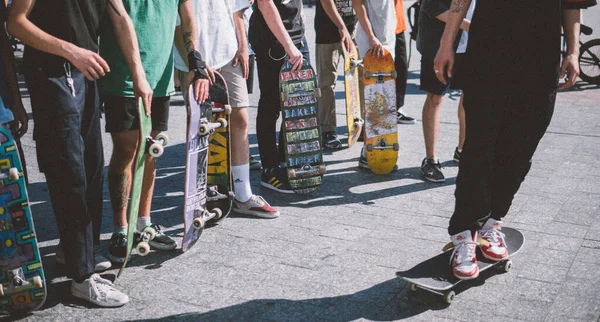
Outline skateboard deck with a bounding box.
[396,227,524,304]
[280,59,326,194]
[343,46,363,148]
[118,99,168,277]
[206,72,234,222]
[0,127,46,313]
[182,84,227,252]
[362,49,399,174]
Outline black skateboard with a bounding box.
[396,227,524,304]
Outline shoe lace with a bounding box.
[449,241,478,265]
[250,195,265,206]
[90,275,114,299]
[112,233,127,247]
[480,226,506,247]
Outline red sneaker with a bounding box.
[450,230,479,280]
[233,195,280,219]
[479,218,509,261]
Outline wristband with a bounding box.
[188,50,206,70]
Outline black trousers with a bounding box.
[394,32,408,108]
[253,38,310,169]
[448,86,556,235]
[25,65,103,281]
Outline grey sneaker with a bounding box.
[71,273,129,307]
[421,157,445,183]
[233,195,280,218]
[250,155,262,170]
[322,131,342,149]
[56,244,112,272]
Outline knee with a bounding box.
[231,111,249,133]
[425,93,444,108]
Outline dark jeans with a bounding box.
[448,86,556,235]
[394,32,408,108]
[24,65,103,281]
[253,38,310,169]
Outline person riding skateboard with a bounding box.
[7,0,149,307]
[314,0,357,150]
[434,0,596,280]
[98,0,205,263]
[174,0,280,218]
[249,0,306,194]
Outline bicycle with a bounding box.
[566,24,600,84]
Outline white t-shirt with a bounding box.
[355,0,397,59]
[174,0,249,71]
[456,0,476,54]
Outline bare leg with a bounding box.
[107,131,139,227]
[422,92,444,158]
[230,107,249,166]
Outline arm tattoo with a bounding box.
[108,0,122,16]
[183,31,193,52]
[451,0,466,13]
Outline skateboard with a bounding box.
[362,48,399,174]
[279,59,326,194]
[396,227,524,304]
[343,46,363,148]
[206,72,234,222]
[182,83,228,252]
[118,98,168,277]
[0,127,46,313]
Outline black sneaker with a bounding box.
[260,167,294,194]
[138,224,177,251]
[397,112,416,124]
[453,147,461,163]
[421,157,445,183]
[106,232,127,264]
[358,153,399,171]
[322,131,342,150]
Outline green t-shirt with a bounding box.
[98,0,183,97]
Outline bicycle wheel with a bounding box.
[579,39,600,84]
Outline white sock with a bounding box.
[232,163,252,203]
[137,217,151,232]
[115,225,127,234]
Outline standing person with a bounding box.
[7,0,148,307]
[249,0,306,194]
[314,0,357,150]
[174,0,280,218]
[394,0,417,125]
[434,0,593,280]
[416,0,472,183]
[98,1,203,263]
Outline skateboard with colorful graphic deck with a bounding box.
[280,59,326,194]
[206,72,234,222]
[0,127,46,314]
[396,227,524,304]
[182,83,228,252]
[118,99,168,277]
[344,46,363,148]
[362,48,399,174]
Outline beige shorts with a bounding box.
[178,58,249,108]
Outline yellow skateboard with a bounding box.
[362,48,399,174]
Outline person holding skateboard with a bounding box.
[249,0,306,194]
[7,0,148,307]
[314,0,357,150]
[174,0,280,218]
[434,0,595,280]
[416,0,472,183]
[393,0,417,125]
[98,0,205,263]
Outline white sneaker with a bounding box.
[56,244,113,272]
[450,230,479,280]
[233,195,280,219]
[71,274,129,307]
[479,218,509,261]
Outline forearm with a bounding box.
[439,0,471,48]
[353,0,376,40]
[562,9,581,56]
[435,11,470,31]
[233,10,248,52]
[320,0,347,31]
[179,1,199,56]
[256,0,295,49]
[174,27,188,69]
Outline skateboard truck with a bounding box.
[366,139,400,152]
[198,118,227,136]
[135,226,157,256]
[288,164,327,178]
[211,104,232,115]
[364,71,397,83]
[0,268,43,296]
[207,185,234,202]
[192,208,223,231]
[0,167,19,182]
[146,132,169,158]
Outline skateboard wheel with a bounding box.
[212,208,223,220]
[314,88,322,98]
[199,124,210,136]
[443,290,455,304]
[143,226,156,241]
[136,242,150,256]
[366,144,374,152]
[393,143,399,151]
[156,132,169,146]
[502,260,513,272]
[217,118,228,128]
[224,104,232,115]
[317,165,327,175]
[288,169,296,177]
[364,72,372,79]
[408,283,418,292]
[32,276,43,288]
[0,284,3,296]
[149,143,164,158]
[8,168,19,181]
[391,70,398,79]
[228,191,235,199]
[193,217,204,230]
